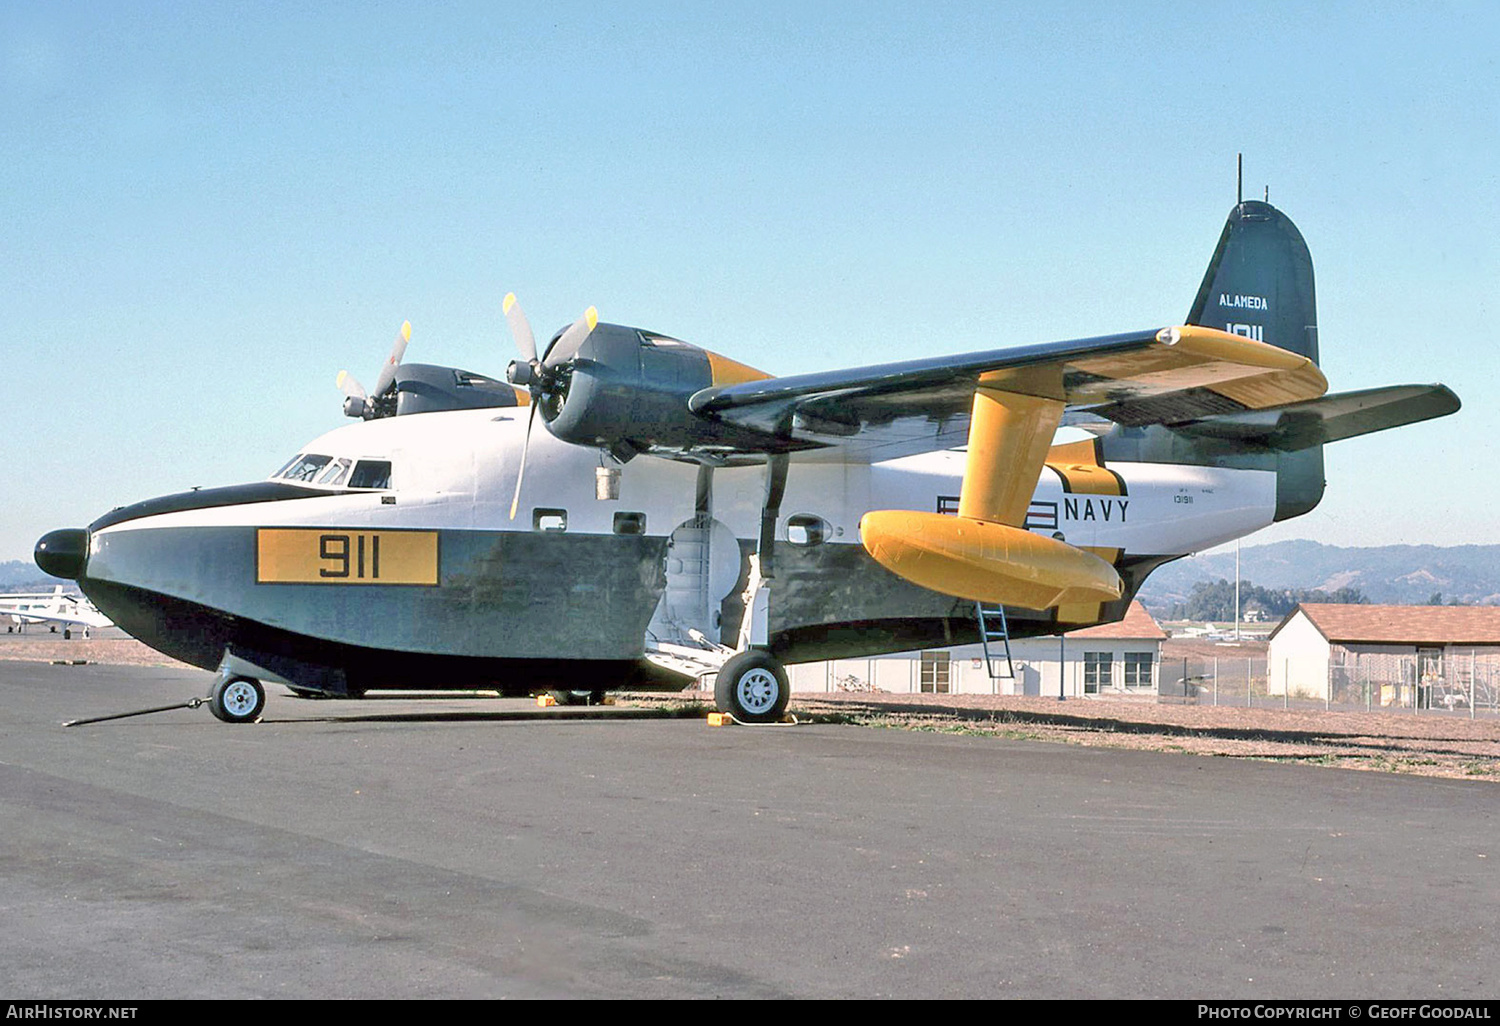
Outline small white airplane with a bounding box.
[0,585,114,637]
[36,195,1458,724]
[1180,623,1232,640]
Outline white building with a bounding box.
[787,601,1166,697]
[1268,604,1500,705]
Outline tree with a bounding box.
[1169,579,1369,621]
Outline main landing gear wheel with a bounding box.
[550,689,607,706]
[714,650,790,724]
[209,676,266,724]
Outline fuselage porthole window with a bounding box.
[533,508,567,533]
[613,511,646,536]
[786,513,830,547]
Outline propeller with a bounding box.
[337,321,412,419]
[502,295,598,518]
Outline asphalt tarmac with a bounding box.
[1,661,1496,999]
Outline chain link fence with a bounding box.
[1158,650,1500,718]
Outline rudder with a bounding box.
[1186,199,1324,519]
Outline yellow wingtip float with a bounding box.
[859,510,1123,609]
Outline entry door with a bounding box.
[648,517,742,646]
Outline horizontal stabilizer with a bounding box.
[1168,384,1459,451]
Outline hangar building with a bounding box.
[1267,604,1500,707]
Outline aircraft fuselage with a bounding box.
[57,407,1274,696]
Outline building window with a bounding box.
[920,651,951,694]
[1124,652,1153,688]
[1083,651,1112,693]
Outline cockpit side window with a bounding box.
[348,460,392,490]
[279,454,332,482]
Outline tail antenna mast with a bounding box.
[1237,152,1243,206]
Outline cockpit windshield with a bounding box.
[315,458,352,487]
[273,453,392,490]
[277,454,332,482]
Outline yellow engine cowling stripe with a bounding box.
[706,350,773,386]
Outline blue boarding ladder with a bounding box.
[975,602,1016,684]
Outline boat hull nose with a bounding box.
[35,528,88,580]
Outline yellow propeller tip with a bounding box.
[503,293,517,312]
[336,370,348,387]
[585,306,598,330]
[400,321,412,339]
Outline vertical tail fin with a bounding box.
[1186,200,1324,519]
[1187,199,1318,362]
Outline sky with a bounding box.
[3,1,1497,562]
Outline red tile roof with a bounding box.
[1066,601,1166,641]
[1279,604,1500,645]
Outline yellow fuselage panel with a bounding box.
[257,528,439,585]
[859,510,1123,610]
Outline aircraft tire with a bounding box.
[551,689,606,706]
[714,650,790,724]
[209,676,266,724]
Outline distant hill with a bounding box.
[0,560,66,592]
[1137,541,1500,611]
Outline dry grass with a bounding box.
[628,689,1500,781]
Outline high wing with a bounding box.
[688,325,1329,462]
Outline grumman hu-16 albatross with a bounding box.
[36,198,1459,724]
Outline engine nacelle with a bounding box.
[543,323,779,460]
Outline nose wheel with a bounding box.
[713,650,790,724]
[209,676,266,724]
